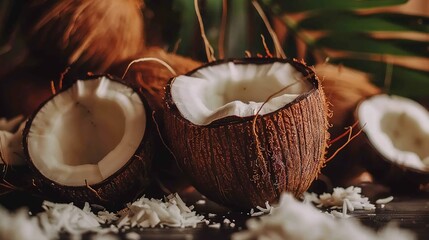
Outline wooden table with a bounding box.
[1,183,428,240]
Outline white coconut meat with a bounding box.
[171,61,312,126]
[26,76,146,186]
[358,94,429,171]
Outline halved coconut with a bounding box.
[23,75,153,210]
[164,58,330,209]
[357,94,429,190]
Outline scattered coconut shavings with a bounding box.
[39,201,103,238]
[97,210,119,224]
[208,223,221,229]
[249,201,273,217]
[117,193,204,228]
[232,193,416,240]
[376,196,394,205]
[125,231,140,240]
[0,206,47,240]
[304,186,375,213]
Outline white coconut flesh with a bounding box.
[171,61,313,126]
[27,77,146,186]
[358,94,429,171]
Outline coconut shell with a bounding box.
[22,75,154,210]
[109,47,202,192]
[354,97,429,192]
[111,47,202,112]
[316,63,381,127]
[315,64,381,186]
[163,58,330,209]
[22,0,145,72]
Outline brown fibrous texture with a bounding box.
[113,47,202,112]
[23,0,145,72]
[316,63,381,128]
[110,48,202,192]
[315,64,381,186]
[164,58,330,209]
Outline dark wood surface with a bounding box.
[1,183,429,240]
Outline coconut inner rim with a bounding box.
[171,61,313,126]
[27,77,146,186]
[358,94,429,171]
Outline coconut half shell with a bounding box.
[164,58,330,209]
[23,75,154,210]
[356,94,429,191]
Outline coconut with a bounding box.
[110,47,202,193]
[22,75,153,210]
[112,47,202,112]
[163,58,330,209]
[22,0,145,72]
[356,94,429,191]
[314,64,381,186]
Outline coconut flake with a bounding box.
[306,186,375,212]
[232,193,415,240]
[0,206,47,240]
[117,193,204,228]
[39,201,101,238]
[376,196,394,205]
[171,61,312,125]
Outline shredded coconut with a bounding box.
[304,186,376,214]
[0,206,47,240]
[232,193,415,240]
[117,193,204,228]
[0,193,204,239]
[39,201,102,238]
[208,223,221,229]
[376,196,394,205]
[250,201,273,217]
[124,231,140,240]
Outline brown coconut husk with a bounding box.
[109,47,202,193]
[110,47,202,112]
[22,0,145,73]
[316,63,381,186]
[163,58,330,209]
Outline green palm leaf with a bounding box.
[331,58,429,97]
[265,0,407,13]
[298,12,429,33]
[316,35,429,57]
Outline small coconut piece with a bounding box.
[357,94,429,190]
[163,58,330,209]
[22,0,145,72]
[23,75,154,210]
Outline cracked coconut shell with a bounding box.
[163,58,330,209]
